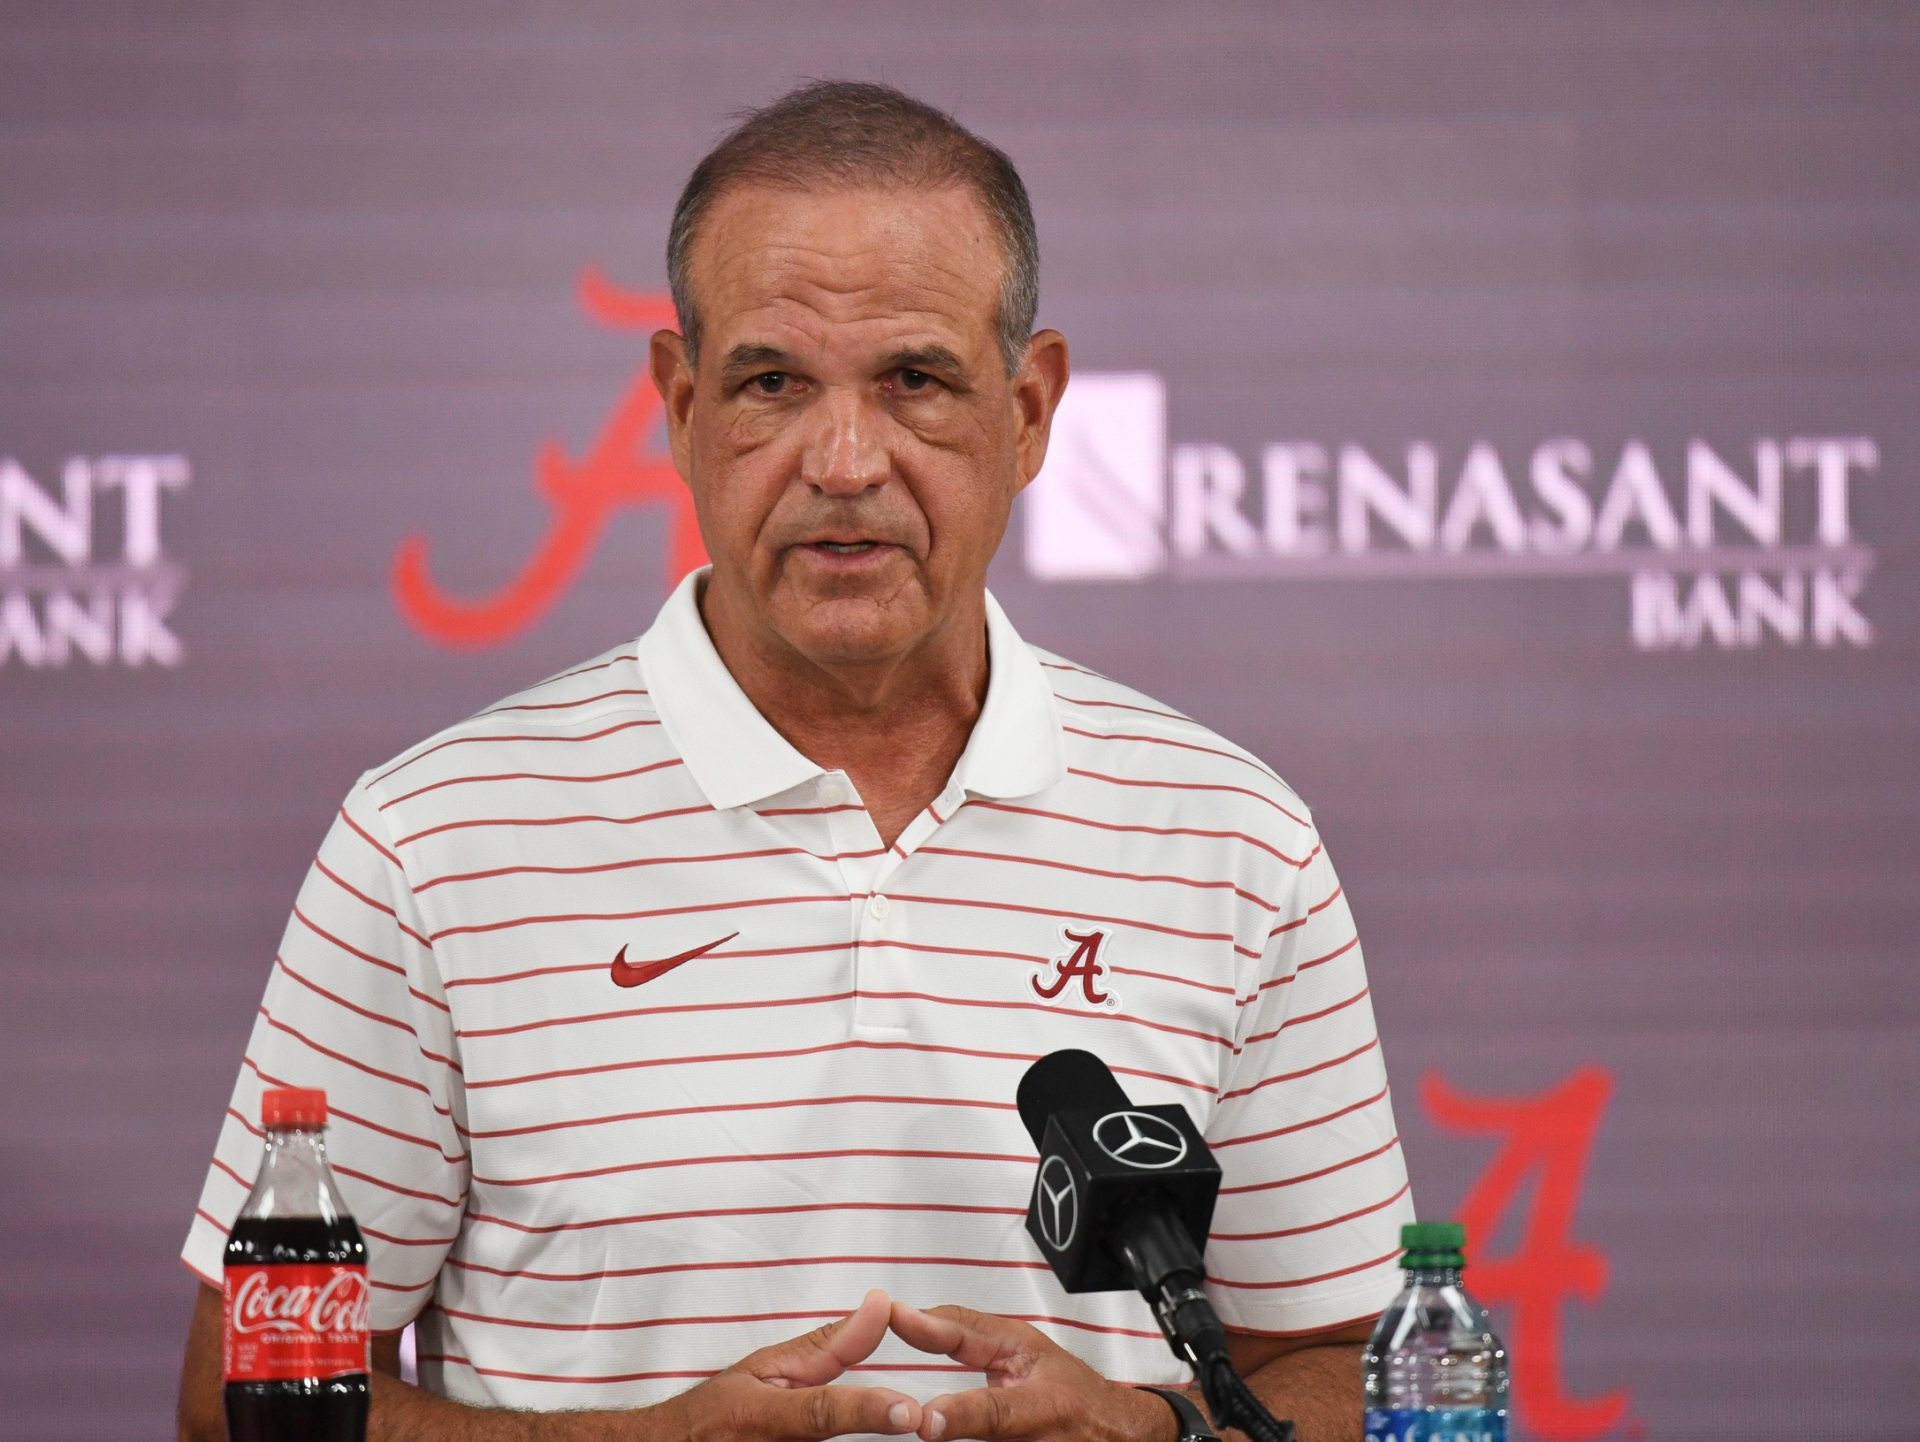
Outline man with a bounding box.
[177,81,1412,1442]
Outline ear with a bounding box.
[1011,329,1070,493]
[649,328,697,482]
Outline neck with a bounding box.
[697,576,989,843]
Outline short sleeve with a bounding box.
[1201,832,1414,1335]
[180,773,469,1333]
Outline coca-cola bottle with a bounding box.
[223,1087,371,1441]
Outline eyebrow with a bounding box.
[716,341,973,386]
[882,344,968,379]
[718,343,797,383]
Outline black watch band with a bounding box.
[1136,1385,1221,1442]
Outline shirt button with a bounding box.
[867,894,891,920]
[818,777,847,805]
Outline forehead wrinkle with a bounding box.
[722,297,985,372]
[691,187,1006,371]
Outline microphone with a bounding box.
[1016,1049,1224,1359]
[1016,1049,1295,1442]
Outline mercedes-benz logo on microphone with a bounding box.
[1034,1154,1079,1252]
[1093,1109,1189,1170]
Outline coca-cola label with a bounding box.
[222,1263,370,1382]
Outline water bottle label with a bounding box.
[222,1262,371,1381]
[1366,1409,1506,1442]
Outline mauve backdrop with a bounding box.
[2,4,1916,1439]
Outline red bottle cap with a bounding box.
[262,1087,328,1129]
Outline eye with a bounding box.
[896,368,938,393]
[749,372,789,396]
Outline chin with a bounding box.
[782,596,924,666]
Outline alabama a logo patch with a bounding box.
[1032,926,1120,1010]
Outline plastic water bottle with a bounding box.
[1363,1221,1510,1442]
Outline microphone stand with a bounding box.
[1113,1205,1297,1442]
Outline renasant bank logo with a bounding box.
[1024,374,1878,651]
[0,454,190,669]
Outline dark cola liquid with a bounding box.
[224,1216,370,1442]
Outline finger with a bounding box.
[750,1289,894,1386]
[890,1302,1032,1371]
[760,1381,922,1439]
[919,1382,1047,1441]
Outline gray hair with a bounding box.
[666,80,1039,375]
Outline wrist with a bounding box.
[1131,1384,1220,1442]
[1116,1381,1182,1442]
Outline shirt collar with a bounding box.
[637,567,1064,811]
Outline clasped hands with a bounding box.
[667,1288,1174,1442]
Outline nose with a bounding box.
[797,386,890,497]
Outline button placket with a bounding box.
[814,773,902,1032]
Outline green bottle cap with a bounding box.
[1399,1221,1467,1268]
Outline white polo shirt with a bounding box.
[184,569,1413,1413]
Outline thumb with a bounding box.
[889,1301,1029,1370]
[749,1289,894,1387]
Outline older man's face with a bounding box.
[652,183,1065,672]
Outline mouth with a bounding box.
[793,536,898,565]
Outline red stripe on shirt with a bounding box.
[857,989,1233,1048]
[382,756,683,810]
[1207,1245,1404,1290]
[431,1303,1160,1342]
[970,800,1312,868]
[886,891,1261,959]
[1215,1306,1389,1340]
[445,1250,1050,1284]
[1218,1136,1402,1196]
[479,687,649,716]
[276,955,419,1037]
[1212,1083,1392,1150]
[362,1223,461,1248]
[467,1034,1214,1095]
[535,651,638,687]
[337,806,401,868]
[292,905,406,978]
[370,719,661,787]
[332,1161,464,1209]
[873,937,1236,999]
[1056,696,1194,723]
[1218,1037,1380,1101]
[915,844,1281,912]
[1067,767,1309,829]
[417,1353,715,1385]
[242,1053,457,1128]
[1268,883,1345,938]
[437,936,1234,1000]
[458,989,857,1041]
[464,1091,1017,1142]
[1104,963,1236,997]
[417,842,884,894]
[442,938,850,990]
[258,1007,439,1095]
[371,1276,436,1294]
[313,859,434,952]
[428,890,850,943]
[1061,724,1291,787]
[469,1145,1032,1190]
[396,800,710,850]
[1211,1181,1413,1242]
[1237,986,1371,1049]
[229,1100,466,1167]
[463,1197,1026,1237]
[1257,935,1359,994]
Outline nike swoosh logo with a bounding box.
[609,933,738,988]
